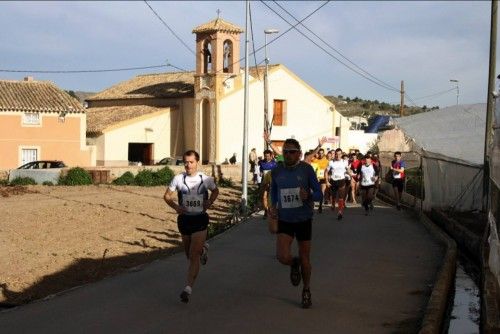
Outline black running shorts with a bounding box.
[278,219,312,241]
[392,179,404,193]
[360,184,375,190]
[329,179,346,191]
[177,213,209,236]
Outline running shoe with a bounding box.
[200,242,209,265]
[337,213,343,220]
[290,257,301,286]
[369,203,374,211]
[180,289,190,303]
[302,289,312,309]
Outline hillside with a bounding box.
[325,95,439,118]
[64,90,96,105]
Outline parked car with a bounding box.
[17,160,66,169]
[156,157,183,166]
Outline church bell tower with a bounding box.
[192,15,243,164]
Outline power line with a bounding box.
[249,2,262,81]
[412,87,456,101]
[272,1,400,92]
[143,1,195,56]
[164,2,331,93]
[260,1,400,93]
[0,64,173,74]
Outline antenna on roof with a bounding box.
[216,9,221,19]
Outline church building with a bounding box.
[86,17,349,166]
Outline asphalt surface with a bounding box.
[0,200,443,334]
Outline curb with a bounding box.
[376,192,457,334]
[429,209,482,263]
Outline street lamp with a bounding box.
[450,79,459,106]
[264,28,279,149]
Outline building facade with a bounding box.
[0,77,94,169]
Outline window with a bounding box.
[203,40,212,74]
[272,100,287,126]
[223,40,233,73]
[23,112,40,125]
[21,148,38,166]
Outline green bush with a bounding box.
[217,176,234,188]
[135,169,156,187]
[0,179,8,186]
[153,166,175,186]
[112,171,136,185]
[59,167,92,186]
[10,177,37,185]
[42,181,54,186]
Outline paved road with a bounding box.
[0,200,443,334]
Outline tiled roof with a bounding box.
[87,71,195,101]
[0,80,85,113]
[86,105,171,137]
[192,18,244,34]
[248,64,280,79]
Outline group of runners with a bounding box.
[163,139,406,308]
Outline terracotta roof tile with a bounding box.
[87,71,195,101]
[192,18,244,34]
[86,105,172,136]
[0,80,85,113]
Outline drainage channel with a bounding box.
[443,253,481,333]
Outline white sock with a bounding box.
[184,286,192,294]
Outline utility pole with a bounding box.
[241,0,250,212]
[263,29,279,149]
[450,79,459,106]
[400,80,405,117]
[483,0,497,212]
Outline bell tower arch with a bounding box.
[192,16,243,164]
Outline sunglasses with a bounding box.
[283,149,300,154]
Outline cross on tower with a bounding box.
[216,9,221,19]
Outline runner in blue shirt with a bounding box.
[269,138,322,309]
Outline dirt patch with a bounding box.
[0,184,242,305]
[0,185,39,198]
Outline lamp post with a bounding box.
[450,79,459,106]
[264,29,279,149]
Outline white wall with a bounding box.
[100,110,172,166]
[345,131,378,153]
[218,66,346,162]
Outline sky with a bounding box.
[0,1,497,108]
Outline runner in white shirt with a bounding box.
[357,154,379,216]
[325,148,350,220]
[163,150,219,303]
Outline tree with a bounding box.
[65,90,78,100]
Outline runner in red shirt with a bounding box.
[391,151,406,210]
[349,153,361,204]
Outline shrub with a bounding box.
[0,179,8,186]
[153,166,175,186]
[59,167,92,186]
[10,177,37,185]
[217,176,234,188]
[42,181,54,186]
[135,169,155,187]
[112,171,136,185]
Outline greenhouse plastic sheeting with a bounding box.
[394,104,486,211]
[491,96,500,189]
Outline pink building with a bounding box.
[0,77,94,169]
